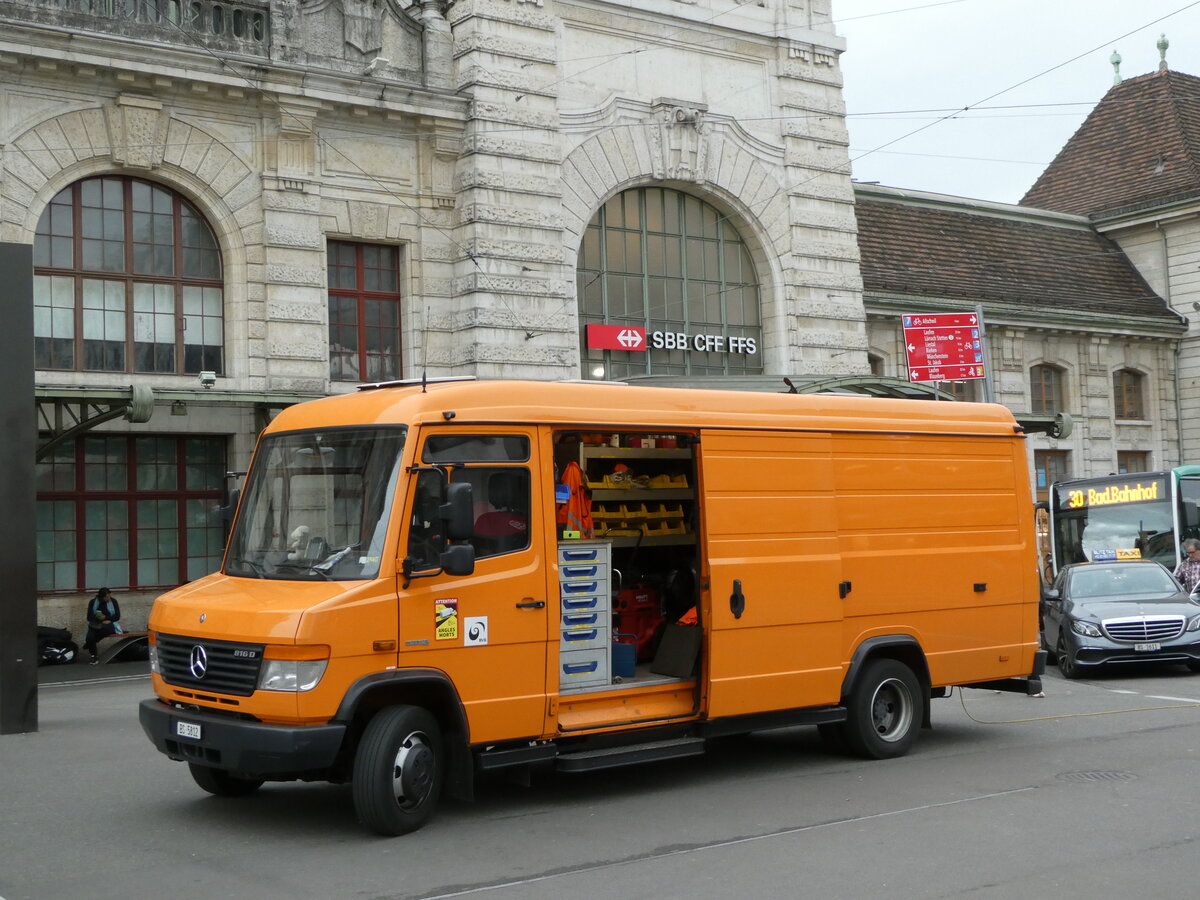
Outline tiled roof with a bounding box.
[855,197,1176,321]
[1020,69,1200,216]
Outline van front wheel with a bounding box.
[844,659,920,759]
[353,705,443,836]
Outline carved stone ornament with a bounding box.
[789,42,836,66]
[343,0,384,54]
[651,104,709,183]
[104,96,167,170]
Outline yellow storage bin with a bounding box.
[620,503,648,520]
[591,504,620,521]
[645,502,684,519]
[642,520,688,536]
[648,473,688,489]
[596,522,641,537]
[589,474,634,490]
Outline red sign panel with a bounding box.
[901,313,986,382]
[586,324,646,352]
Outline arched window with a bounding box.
[1113,368,1145,420]
[1030,364,1064,415]
[33,176,223,374]
[577,187,762,379]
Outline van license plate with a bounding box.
[175,721,202,740]
[1134,642,1161,652]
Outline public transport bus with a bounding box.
[1046,466,1200,576]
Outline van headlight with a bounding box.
[258,658,328,692]
[257,645,330,692]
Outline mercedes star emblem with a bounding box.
[189,645,208,679]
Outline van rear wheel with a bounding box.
[352,705,443,836]
[844,659,920,759]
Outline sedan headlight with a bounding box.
[258,658,328,692]
[1187,615,1200,633]
[1071,619,1102,638]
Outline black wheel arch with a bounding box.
[841,635,932,729]
[332,668,474,801]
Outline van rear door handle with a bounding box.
[515,599,545,609]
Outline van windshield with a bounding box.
[225,427,406,581]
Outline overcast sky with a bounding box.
[834,0,1200,204]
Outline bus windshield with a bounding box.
[1050,474,1174,569]
[225,427,406,581]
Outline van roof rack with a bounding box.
[357,375,478,392]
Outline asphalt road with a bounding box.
[4,663,1200,900]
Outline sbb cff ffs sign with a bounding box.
[902,313,986,382]
[586,324,646,351]
[586,324,757,355]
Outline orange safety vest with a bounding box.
[556,461,594,538]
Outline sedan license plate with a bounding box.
[1134,642,1161,652]
[175,720,202,740]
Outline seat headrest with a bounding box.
[487,470,525,509]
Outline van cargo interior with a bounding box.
[553,430,703,723]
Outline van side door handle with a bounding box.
[839,580,852,599]
[729,579,745,619]
[515,599,545,609]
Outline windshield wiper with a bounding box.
[313,545,356,577]
[234,559,267,579]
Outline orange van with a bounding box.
[139,378,1045,834]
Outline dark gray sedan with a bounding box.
[1041,559,1200,678]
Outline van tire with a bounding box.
[188,763,264,797]
[353,705,443,836]
[843,659,920,759]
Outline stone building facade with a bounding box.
[4,0,866,626]
[1020,66,1200,469]
[855,184,1185,502]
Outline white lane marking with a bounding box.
[40,674,150,688]
[418,787,1037,899]
[1146,694,1200,704]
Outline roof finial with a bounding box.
[1158,33,1169,72]
[1110,50,1122,84]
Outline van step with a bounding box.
[556,737,705,773]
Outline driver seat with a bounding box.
[473,470,529,556]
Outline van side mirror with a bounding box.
[217,489,240,523]
[440,482,474,541]
[440,543,475,576]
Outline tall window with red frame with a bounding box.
[33,176,223,374]
[35,435,226,591]
[328,241,403,383]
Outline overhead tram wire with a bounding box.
[703,0,1200,235]
[4,93,1192,158]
